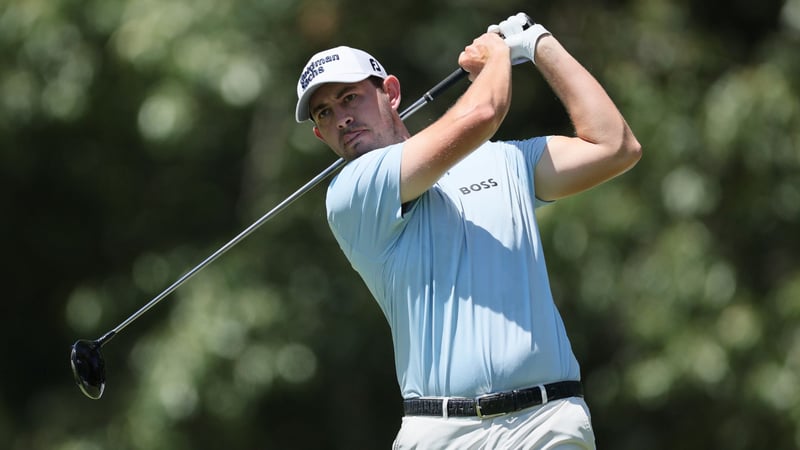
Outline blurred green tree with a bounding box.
[1,0,798,448]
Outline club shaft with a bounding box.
[100,158,346,345]
[399,68,467,120]
[98,67,468,346]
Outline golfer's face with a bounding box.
[309,79,393,160]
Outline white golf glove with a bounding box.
[488,12,551,65]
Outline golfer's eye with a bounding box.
[343,93,356,104]
[315,108,330,122]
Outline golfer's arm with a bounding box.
[399,47,512,203]
[533,35,642,201]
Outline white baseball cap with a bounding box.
[295,46,388,123]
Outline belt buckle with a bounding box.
[474,393,506,419]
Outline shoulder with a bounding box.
[326,143,404,211]
[339,143,403,178]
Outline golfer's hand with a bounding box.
[488,12,551,65]
[458,33,510,81]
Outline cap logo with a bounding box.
[369,58,382,73]
[299,53,341,91]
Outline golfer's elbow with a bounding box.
[461,101,508,139]
[606,121,642,172]
[620,127,642,170]
[475,102,508,135]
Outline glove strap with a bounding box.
[527,24,551,65]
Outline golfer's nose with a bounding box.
[337,114,353,129]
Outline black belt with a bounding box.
[403,381,582,419]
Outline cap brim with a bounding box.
[295,72,375,123]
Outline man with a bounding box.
[295,13,641,449]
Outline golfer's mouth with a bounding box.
[343,129,366,147]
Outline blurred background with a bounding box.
[2,0,799,448]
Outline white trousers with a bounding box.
[392,397,595,450]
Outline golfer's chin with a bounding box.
[341,140,379,160]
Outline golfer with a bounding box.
[295,13,641,449]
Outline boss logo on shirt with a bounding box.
[459,178,499,195]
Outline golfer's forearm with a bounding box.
[451,53,512,140]
[535,36,638,154]
[399,48,511,203]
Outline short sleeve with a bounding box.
[504,136,554,208]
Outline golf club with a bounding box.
[70,67,468,399]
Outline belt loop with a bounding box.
[539,384,548,404]
[442,398,449,419]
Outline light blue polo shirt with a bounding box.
[326,138,580,399]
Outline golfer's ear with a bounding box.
[313,126,324,141]
[383,76,402,111]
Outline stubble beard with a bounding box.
[342,120,405,160]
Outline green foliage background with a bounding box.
[2,0,799,448]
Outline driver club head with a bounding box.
[70,339,106,399]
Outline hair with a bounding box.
[369,76,385,90]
